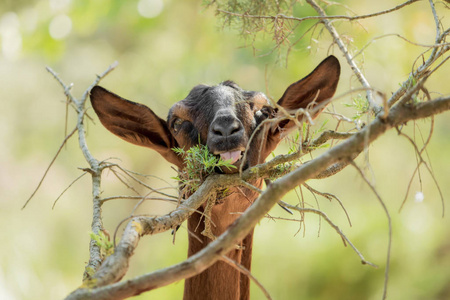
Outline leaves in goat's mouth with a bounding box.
[172,145,237,193]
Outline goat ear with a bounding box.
[90,86,183,168]
[276,55,340,130]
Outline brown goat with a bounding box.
[90,56,340,300]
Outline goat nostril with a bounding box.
[230,120,243,135]
[230,126,241,135]
[213,128,223,136]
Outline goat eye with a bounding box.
[260,106,273,117]
[254,106,274,124]
[173,118,184,133]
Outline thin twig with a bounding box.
[22,127,77,209]
[261,214,303,222]
[397,129,445,216]
[306,0,378,113]
[428,0,441,43]
[351,162,391,300]
[130,191,152,215]
[221,255,272,300]
[304,183,323,237]
[239,180,263,194]
[303,183,352,226]
[280,201,377,267]
[80,61,119,106]
[110,168,141,195]
[114,165,177,189]
[45,67,79,107]
[217,0,420,23]
[388,30,450,107]
[52,171,88,209]
[111,164,178,199]
[354,33,450,59]
[100,195,178,203]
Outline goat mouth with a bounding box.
[219,150,242,165]
[212,148,246,165]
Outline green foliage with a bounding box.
[286,121,330,154]
[304,120,329,145]
[404,74,417,88]
[344,94,369,120]
[204,0,342,63]
[401,75,421,104]
[288,130,302,154]
[90,231,114,259]
[173,144,236,193]
[204,0,301,60]
[270,120,330,180]
[205,0,296,16]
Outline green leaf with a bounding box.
[172,144,236,193]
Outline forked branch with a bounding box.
[35,62,119,280]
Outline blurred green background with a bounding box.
[1,0,449,299]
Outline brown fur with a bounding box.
[184,183,261,300]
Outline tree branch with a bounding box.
[216,0,420,23]
[306,0,378,112]
[66,91,450,299]
[44,62,119,280]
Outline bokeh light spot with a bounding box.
[49,0,72,12]
[137,0,164,19]
[49,14,72,40]
[415,191,424,203]
[0,12,22,60]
